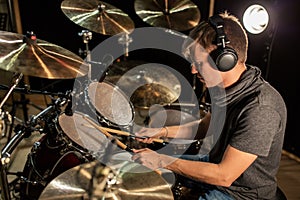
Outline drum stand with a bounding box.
[0,73,24,200]
[78,30,93,81]
[0,90,69,200]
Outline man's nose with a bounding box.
[191,64,198,74]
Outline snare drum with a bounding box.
[20,112,109,199]
[86,81,135,128]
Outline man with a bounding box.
[132,11,287,199]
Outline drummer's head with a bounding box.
[182,11,248,87]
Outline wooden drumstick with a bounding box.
[100,127,166,144]
[82,115,133,152]
[81,120,166,144]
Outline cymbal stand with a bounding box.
[78,30,93,81]
[118,33,132,60]
[0,73,23,111]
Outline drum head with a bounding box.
[88,81,134,126]
[58,112,109,153]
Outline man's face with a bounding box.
[189,43,223,88]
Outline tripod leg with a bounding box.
[0,158,11,200]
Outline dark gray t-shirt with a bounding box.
[209,65,287,199]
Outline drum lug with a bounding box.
[32,141,41,153]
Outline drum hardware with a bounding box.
[0,109,12,139]
[78,30,113,83]
[0,73,23,112]
[118,33,133,58]
[78,29,93,81]
[0,94,69,200]
[0,122,37,200]
[61,0,135,36]
[0,73,27,142]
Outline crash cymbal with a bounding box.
[131,83,178,108]
[105,61,181,108]
[61,0,135,35]
[0,31,88,79]
[38,160,174,200]
[134,0,200,31]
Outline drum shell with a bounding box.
[20,131,94,199]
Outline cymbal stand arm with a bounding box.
[118,33,132,60]
[79,30,92,80]
[0,73,23,110]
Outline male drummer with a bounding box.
[132,11,287,199]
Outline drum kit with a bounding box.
[0,0,208,199]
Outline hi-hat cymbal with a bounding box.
[38,160,174,200]
[0,31,88,79]
[61,0,135,35]
[134,0,200,31]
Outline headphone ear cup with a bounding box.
[210,47,238,72]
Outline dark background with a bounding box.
[10,0,300,157]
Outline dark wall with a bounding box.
[267,0,300,157]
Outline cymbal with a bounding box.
[61,0,135,35]
[38,160,174,200]
[0,31,88,79]
[134,0,200,31]
[131,83,178,108]
[105,61,181,108]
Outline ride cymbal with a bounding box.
[38,160,174,200]
[61,0,135,35]
[0,31,88,79]
[134,0,200,31]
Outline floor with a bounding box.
[1,93,300,200]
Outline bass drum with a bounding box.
[20,112,109,200]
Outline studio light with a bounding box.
[242,4,269,34]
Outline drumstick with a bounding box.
[81,121,166,144]
[100,127,166,144]
[82,115,133,153]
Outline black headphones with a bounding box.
[208,15,238,72]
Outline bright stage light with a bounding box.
[243,4,269,34]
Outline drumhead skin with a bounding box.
[58,112,109,153]
[87,81,134,127]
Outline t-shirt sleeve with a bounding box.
[230,105,281,157]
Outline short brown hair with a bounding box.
[183,11,248,63]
